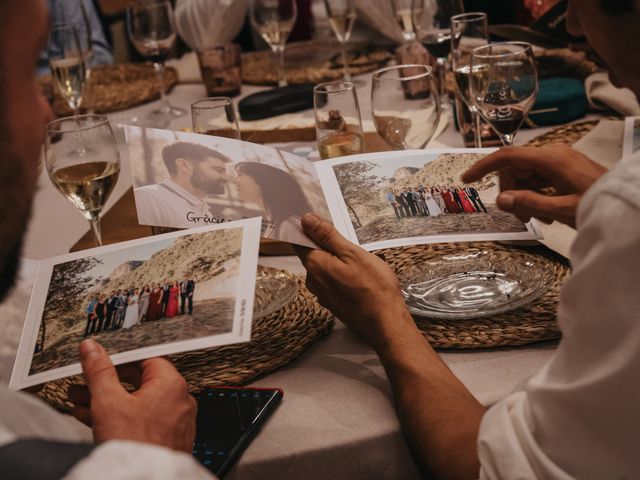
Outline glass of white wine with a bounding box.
[127,0,186,124]
[191,97,241,139]
[48,25,87,116]
[391,0,417,42]
[470,42,538,146]
[249,0,297,88]
[372,64,441,150]
[451,12,489,147]
[313,81,364,159]
[45,115,121,247]
[323,0,357,82]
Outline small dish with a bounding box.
[252,267,298,319]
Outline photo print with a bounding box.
[623,116,640,158]
[10,219,261,390]
[126,126,331,248]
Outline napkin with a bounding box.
[585,72,640,116]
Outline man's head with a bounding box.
[567,0,640,95]
[0,0,52,299]
[162,142,231,196]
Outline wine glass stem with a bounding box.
[501,134,515,146]
[89,218,103,247]
[275,47,287,88]
[436,57,447,103]
[153,61,170,112]
[340,43,352,82]
[473,111,483,148]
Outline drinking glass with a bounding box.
[391,0,417,42]
[249,0,298,88]
[48,25,87,116]
[451,12,488,147]
[45,115,121,247]
[323,0,357,82]
[470,42,538,146]
[412,0,463,108]
[191,97,241,139]
[313,81,364,159]
[127,0,186,123]
[372,65,441,150]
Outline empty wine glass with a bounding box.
[391,0,417,42]
[372,64,441,150]
[191,97,241,139]
[323,0,357,82]
[48,25,87,116]
[127,0,186,124]
[412,0,463,109]
[470,42,538,146]
[45,115,121,247]
[249,0,298,88]
[313,81,364,159]
[451,12,489,147]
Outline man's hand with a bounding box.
[298,214,412,350]
[462,145,607,227]
[68,340,197,453]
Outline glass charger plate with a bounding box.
[253,267,298,319]
[401,247,557,320]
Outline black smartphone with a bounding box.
[192,386,283,478]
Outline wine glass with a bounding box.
[412,0,464,109]
[371,64,441,150]
[249,0,298,88]
[45,115,121,247]
[391,0,417,42]
[191,97,241,139]
[48,25,87,116]
[127,0,186,124]
[451,12,489,147]
[470,42,538,146]
[323,0,357,82]
[313,81,364,159]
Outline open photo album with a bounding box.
[126,126,542,250]
[10,219,261,390]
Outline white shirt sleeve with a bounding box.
[477,160,640,479]
[174,0,249,52]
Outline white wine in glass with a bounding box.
[324,0,357,82]
[48,25,87,115]
[250,0,297,88]
[391,0,417,42]
[45,115,121,247]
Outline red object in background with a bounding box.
[289,0,313,41]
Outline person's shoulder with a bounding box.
[585,153,640,212]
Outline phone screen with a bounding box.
[192,387,283,477]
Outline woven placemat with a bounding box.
[39,63,179,116]
[526,119,600,147]
[38,267,333,411]
[378,242,570,349]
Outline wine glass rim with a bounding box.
[451,12,487,23]
[47,114,111,133]
[373,64,434,82]
[191,97,234,109]
[314,81,356,94]
[471,41,533,59]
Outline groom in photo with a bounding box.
[134,142,232,228]
[180,277,195,315]
[161,279,171,317]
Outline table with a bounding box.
[7,73,567,479]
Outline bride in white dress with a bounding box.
[423,190,443,217]
[122,289,140,330]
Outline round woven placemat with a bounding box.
[39,63,179,116]
[378,242,570,349]
[38,267,333,411]
[525,119,600,147]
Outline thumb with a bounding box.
[498,190,579,226]
[79,340,126,399]
[301,213,355,256]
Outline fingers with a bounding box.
[462,147,553,183]
[79,340,127,400]
[116,363,143,388]
[497,190,579,227]
[137,357,185,388]
[68,384,91,407]
[301,213,355,257]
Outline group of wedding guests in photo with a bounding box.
[84,278,196,337]
[386,185,487,220]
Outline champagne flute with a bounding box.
[412,0,463,109]
[249,0,298,88]
[391,0,417,42]
[45,115,121,247]
[451,12,488,147]
[191,97,241,139]
[372,64,441,150]
[127,0,186,123]
[313,81,364,159]
[470,42,538,146]
[48,25,87,116]
[323,0,357,82]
